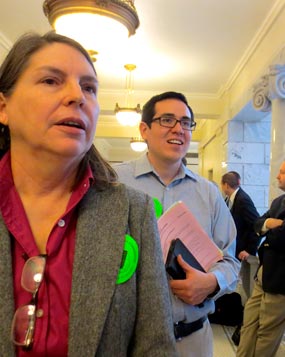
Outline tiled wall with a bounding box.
[225,115,271,214]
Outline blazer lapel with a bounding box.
[0,220,16,357]
[275,195,285,219]
[68,185,129,357]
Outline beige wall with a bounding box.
[199,124,226,186]
[199,3,285,186]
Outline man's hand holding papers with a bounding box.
[158,201,223,271]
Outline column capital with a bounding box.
[268,64,285,100]
[253,64,285,112]
[252,75,271,112]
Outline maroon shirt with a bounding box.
[0,152,93,357]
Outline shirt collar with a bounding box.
[229,187,240,203]
[0,151,13,187]
[133,153,197,182]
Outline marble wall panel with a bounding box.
[243,185,266,210]
[244,164,269,185]
[265,144,271,164]
[228,121,244,142]
[228,143,264,163]
[244,122,271,142]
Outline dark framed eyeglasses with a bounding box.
[11,255,46,349]
[151,115,196,131]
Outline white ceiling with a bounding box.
[0,0,281,154]
[0,0,278,94]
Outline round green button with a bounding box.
[153,197,163,218]
[116,234,139,284]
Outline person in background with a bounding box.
[237,160,285,357]
[114,91,240,357]
[221,171,261,299]
[0,32,177,357]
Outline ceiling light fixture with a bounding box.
[130,136,147,152]
[115,64,141,126]
[43,0,139,60]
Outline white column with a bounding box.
[253,64,285,201]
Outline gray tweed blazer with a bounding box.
[0,183,177,357]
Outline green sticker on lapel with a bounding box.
[153,197,163,218]
[116,234,139,284]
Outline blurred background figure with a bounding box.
[237,160,285,357]
[221,171,260,300]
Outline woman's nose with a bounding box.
[63,82,85,106]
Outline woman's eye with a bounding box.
[42,77,58,85]
[82,84,97,95]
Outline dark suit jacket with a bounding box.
[254,193,285,295]
[230,188,261,258]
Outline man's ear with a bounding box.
[139,121,149,140]
[0,93,8,126]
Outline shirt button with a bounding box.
[58,219,65,227]
[36,309,44,318]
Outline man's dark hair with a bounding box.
[141,91,194,128]
[221,171,241,189]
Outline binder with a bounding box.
[165,238,205,279]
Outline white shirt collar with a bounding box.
[229,187,239,206]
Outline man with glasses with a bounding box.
[114,91,240,357]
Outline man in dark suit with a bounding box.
[237,161,285,357]
[221,171,261,298]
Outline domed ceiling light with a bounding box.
[130,136,147,152]
[43,0,139,61]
